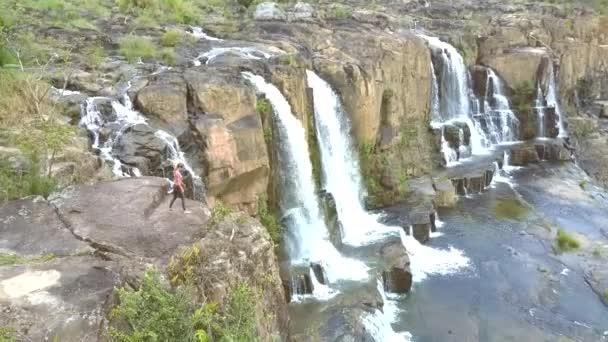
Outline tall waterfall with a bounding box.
[546,63,567,138]
[307,70,398,246]
[420,34,487,157]
[242,72,368,285]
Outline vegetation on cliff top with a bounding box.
[110,267,259,342]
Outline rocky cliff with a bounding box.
[0,178,288,341]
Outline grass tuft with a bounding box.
[161,29,183,47]
[492,198,530,221]
[0,253,56,266]
[119,35,157,63]
[556,229,580,252]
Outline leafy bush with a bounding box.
[160,48,177,65]
[0,327,15,342]
[256,98,272,116]
[556,229,580,252]
[161,29,183,47]
[83,45,107,69]
[119,35,157,63]
[257,195,282,245]
[223,283,258,341]
[110,267,259,342]
[211,201,233,222]
[330,5,352,19]
[167,244,200,286]
[109,267,197,342]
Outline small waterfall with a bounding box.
[482,69,519,144]
[429,62,441,125]
[80,84,204,197]
[154,130,204,201]
[546,63,567,138]
[534,86,546,138]
[242,72,368,287]
[307,70,398,246]
[189,26,222,41]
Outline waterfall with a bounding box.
[429,62,441,125]
[419,34,488,158]
[189,26,222,41]
[546,63,567,138]
[79,84,204,198]
[307,70,399,246]
[483,69,519,144]
[242,72,368,287]
[534,86,546,138]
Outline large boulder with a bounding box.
[291,2,314,21]
[113,123,168,175]
[380,240,412,294]
[434,177,457,208]
[185,69,269,213]
[135,74,188,137]
[52,177,208,260]
[0,256,119,342]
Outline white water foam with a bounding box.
[362,279,412,342]
[243,72,369,286]
[189,26,222,41]
[400,230,471,282]
[196,47,274,65]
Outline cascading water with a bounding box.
[307,70,471,339]
[546,63,567,138]
[242,72,368,291]
[79,83,204,197]
[481,69,519,144]
[307,70,399,246]
[534,86,546,138]
[420,34,488,158]
[362,280,412,342]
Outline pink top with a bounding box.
[173,168,183,191]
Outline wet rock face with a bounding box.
[380,240,412,294]
[113,123,168,175]
[510,145,541,166]
[434,178,458,208]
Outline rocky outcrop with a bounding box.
[380,240,412,294]
[184,68,270,213]
[113,123,168,175]
[0,178,288,341]
[480,47,550,91]
[254,2,287,21]
[135,74,188,137]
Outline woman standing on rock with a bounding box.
[169,163,190,214]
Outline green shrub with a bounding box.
[223,283,258,341]
[109,267,197,342]
[211,201,232,222]
[119,35,156,63]
[161,29,183,47]
[556,229,580,252]
[160,48,177,65]
[331,5,352,19]
[257,195,282,245]
[512,81,535,117]
[83,45,107,69]
[0,327,15,342]
[110,267,259,342]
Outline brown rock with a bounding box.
[135,74,188,136]
[380,239,412,294]
[509,145,540,166]
[480,47,550,91]
[434,177,458,208]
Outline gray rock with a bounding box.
[0,199,92,257]
[254,2,287,21]
[292,2,314,21]
[53,177,210,260]
[0,256,118,342]
[113,123,167,175]
[380,239,412,294]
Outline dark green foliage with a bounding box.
[257,195,283,245]
[110,267,259,342]
[161,29,183,47]
[222,283,258,341]
[109,267,197,342]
